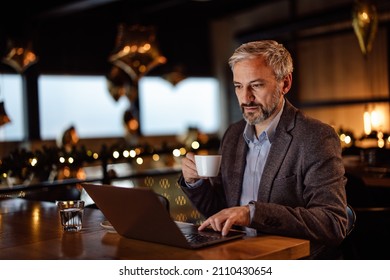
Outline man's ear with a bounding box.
[282,73,292,95]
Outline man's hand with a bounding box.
[198,206,250,236]
[181,152,200,184]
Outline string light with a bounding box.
[0,138,219,185]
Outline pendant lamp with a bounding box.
[2,39,38,73]
[352,0,378,56]
[109,24,166,82]
[0,101,11,126]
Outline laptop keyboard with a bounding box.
[184,232,221,244]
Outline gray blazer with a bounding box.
[179,99,348,259]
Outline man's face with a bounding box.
[232,57,287,126]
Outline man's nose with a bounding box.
[243,89,255,103]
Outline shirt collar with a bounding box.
[243,98,285,144]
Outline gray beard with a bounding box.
[242,90,282,125]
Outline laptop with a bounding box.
[82,183,245,249]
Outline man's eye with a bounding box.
[252,83,262,88]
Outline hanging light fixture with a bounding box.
[2,39,38,73]
[163,65,187,86]
[106,66,134,102]
[0,101,11,126]
[108,24,167,136]
[108,24,167,82]
[352,0,378,56]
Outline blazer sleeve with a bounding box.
[178,174,227,218]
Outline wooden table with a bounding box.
[0,198,310,260]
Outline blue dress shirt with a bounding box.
[241,101,284,235]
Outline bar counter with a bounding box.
[0,198,310,260]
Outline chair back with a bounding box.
[346,204,356,236]
[157,193,170,213]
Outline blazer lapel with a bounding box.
[228,132,248,207]
[258,100,296,202]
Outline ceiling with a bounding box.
[0,0,268,76]
[0,0,389,76]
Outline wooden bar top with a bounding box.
[0,198,310,260]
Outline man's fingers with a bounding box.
[222,219,234,236]
[198,216,225,233]
[198,206,249,235]
[198,219,210,231]
[212,219,222,232]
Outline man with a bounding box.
[178,40,348,259]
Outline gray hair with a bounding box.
[228,40,293,81]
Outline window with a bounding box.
[39,75,129,140]
[139,77,220,135]
[0,74,24,141]
[38,75,221,139]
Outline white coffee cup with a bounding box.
[194,155,222,177]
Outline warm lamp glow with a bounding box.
[129,150,137,158]
[352,0,378,56]
[191,141,200,150]
[136,157,143,165]
[128,118,139,131]
[370,110,382,128]
[172,149,181,157]
[363,106,385,135]
[363,111,371,135]
[2,40,38,73]
[340,134,352,145]
[123,109,140,135]
[109,24,166,82]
